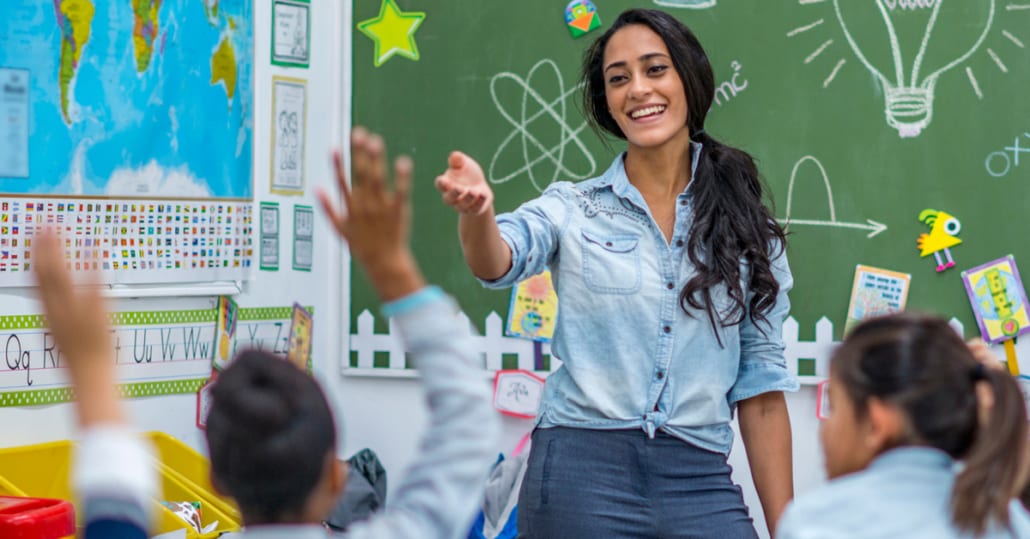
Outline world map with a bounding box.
[0,0,252,199]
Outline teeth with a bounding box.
[631,105,666,119]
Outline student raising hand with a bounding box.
[317,126,425,302]
[33,232,122,428]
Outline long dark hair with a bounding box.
[581,9,786,337]
[833,314,1029,535]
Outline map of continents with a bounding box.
[0,0,252,199]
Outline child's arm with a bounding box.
[33,233,154,538]
[319,129,499,539]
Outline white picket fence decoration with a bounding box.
[349,311,969,384]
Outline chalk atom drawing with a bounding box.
[488,59,596,193]
[779,155,888,238]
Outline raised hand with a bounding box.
[33,232,122,427]
[434,151,494,216]
[317,127,425,301]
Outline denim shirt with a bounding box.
[482,147,799,454]
[777,447,1030,539]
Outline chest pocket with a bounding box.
[581,230,641,295]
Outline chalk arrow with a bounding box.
[779,218,888,238]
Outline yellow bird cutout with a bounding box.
[917,209,962,272]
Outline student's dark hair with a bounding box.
[832,313,1029,536]
[581,9,786,339]
[206,350,336,524]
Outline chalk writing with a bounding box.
[985,131,1030,177]
[714,61,749,107]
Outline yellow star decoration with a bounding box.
[357,0,426,67]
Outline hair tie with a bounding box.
[970,363,987,382]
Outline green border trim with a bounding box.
[0,306,312,328]
[260,201,280,271]
[0,378,209,408]
[270,0,312,68]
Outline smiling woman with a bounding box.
[435,8,797,538]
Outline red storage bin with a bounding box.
[0,496,75,539]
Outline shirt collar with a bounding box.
[600,141,703,201]
[867,446,955,473]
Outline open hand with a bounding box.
[318,127,424,301]
[434,151,494,216]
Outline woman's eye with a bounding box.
[607,75,627,84]
[649,65,668,74]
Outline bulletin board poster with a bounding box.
[844,265,911,335]
[0,1,255,287]
[961,256,1030,344]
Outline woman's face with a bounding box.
[602,24,689,151]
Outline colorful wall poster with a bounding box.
[961,255,1030,344]
[286,303,313,372]
[506,270,558,342]
[212,296,240,371]
[0,2,254,286]
[844,265,911,334]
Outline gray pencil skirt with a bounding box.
[516,426,759,539]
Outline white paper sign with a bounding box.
[273,0,310,66]
[0,68,30,178]
[271,78,307,194]
[493,370,545,418]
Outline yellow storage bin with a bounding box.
[0,437,240,538]
[144,431,241,524]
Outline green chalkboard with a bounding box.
[351,0,1030,349]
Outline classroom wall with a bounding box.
[0,0,346,460]
[0,4,847,539]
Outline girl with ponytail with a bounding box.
[777,313,1030,538]
[436,8,796,537]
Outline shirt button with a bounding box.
[657,371,665,380]
[605,241,613,247]
[663,325,671,334]
[679,199,687,206]
[666,282,675,290]
[676,239,684,247]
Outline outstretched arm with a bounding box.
[434,151,512,280]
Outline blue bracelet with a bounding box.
[380,286,446,318]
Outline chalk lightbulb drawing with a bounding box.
[834,1,995,137]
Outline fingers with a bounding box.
[316,187,347,238]
[331,149,352,209]
[393,155,413,205]
[33,232,74,327]
[364,133,387,192]
[448,151,466,171]
[350,126,372,191]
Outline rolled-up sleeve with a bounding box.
[478,183,572,289]
[728,244,800,404]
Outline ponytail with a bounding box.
[682,130,785,339]
[836,314,1030,535]
[951,367,1029,535]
